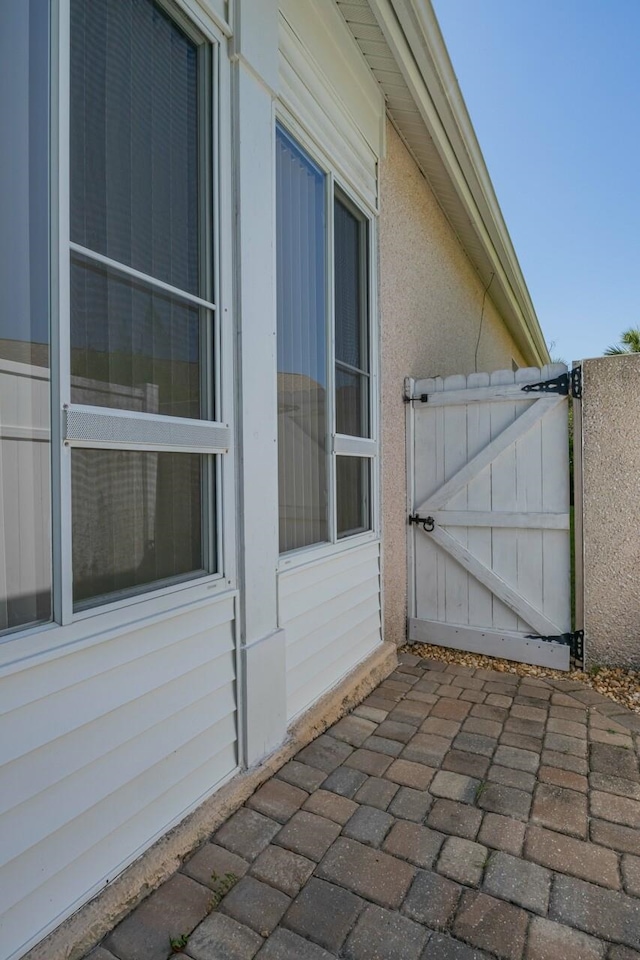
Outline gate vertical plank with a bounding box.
[435,379,446,622]
[515,369,544,629]
[489,369,519,631]
[443,375,470,626]
[414,378,441,623]
[541,397,571,631]
[466,372,493,629]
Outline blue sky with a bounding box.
[432,0,640,363]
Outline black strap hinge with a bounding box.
[521,366,582,400]
[525,629,584,660]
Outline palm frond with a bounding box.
[603,327,640,355]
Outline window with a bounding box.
[0,0,229,638]
[67,0,227,610]
[276,125,376,554]
[334,193,371,539]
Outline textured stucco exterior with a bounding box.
[379,121,526,646]
[580,354,640,668]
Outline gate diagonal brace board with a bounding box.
[415,396,563,516]
[422,525,565,637]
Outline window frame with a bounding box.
[0,0,237,652]
[275,113,379,571]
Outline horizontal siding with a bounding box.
[0,595,237,960]
[279,542,382,721]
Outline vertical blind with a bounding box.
[276,126,328,553]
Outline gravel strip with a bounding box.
[404,643,640,715]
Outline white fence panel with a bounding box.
[408,366,571,669]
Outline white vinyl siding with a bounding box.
[0,595,237,960]
[279,541,381,721]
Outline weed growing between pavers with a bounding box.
[210,871,238,907]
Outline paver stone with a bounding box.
[550,875,640,949]
[524,824,620,889]
[354,775,400,810]
[402,869,461,928]
[428,799,483,839]
[343,804,395,847]
[274,811,341,861]
[437,837,487,887]
[104,874,214,960]
[219,877,290,938]
[249,845,315,898]
[316,837,415,909]
[246,780,308,824]
[282,877,363,953]
[254,928,335,960]
[295,735,353,774]
[477,813,525,856]
[215,809,281,862]
[302,789,358,824]
[483,851,550,915]
[182,843,249,890]
[531,783,588,838]
[344,903,429,960]
[524,917,605,960]
[388,786,433,822]
[453,890,528,960]
[186,912,264,960]
[383,820,445,868]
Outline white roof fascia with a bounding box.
[367,0,549,366]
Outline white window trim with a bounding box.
[0,0,236,664]
[275,108,380,573]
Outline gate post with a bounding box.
[579,353,640,668]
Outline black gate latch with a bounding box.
[409,514,435,532]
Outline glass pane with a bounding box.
[70,0,200,294]
[0,1,52,634]
[72,450,205,606]
[337,457,370,539]
[70,253,203,419]
[276,126,328,552]
[334,198,367,373]
[336,367,368,437]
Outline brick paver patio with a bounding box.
[88,654,640,960]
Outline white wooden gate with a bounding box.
[406,365,572,670]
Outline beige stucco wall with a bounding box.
[379,120,527,646]
[580,354,640,667]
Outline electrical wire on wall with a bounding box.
[474,272,495,372]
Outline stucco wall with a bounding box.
[580,354,640,668]
[379,120,526,646]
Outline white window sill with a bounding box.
[277,529,380,575]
